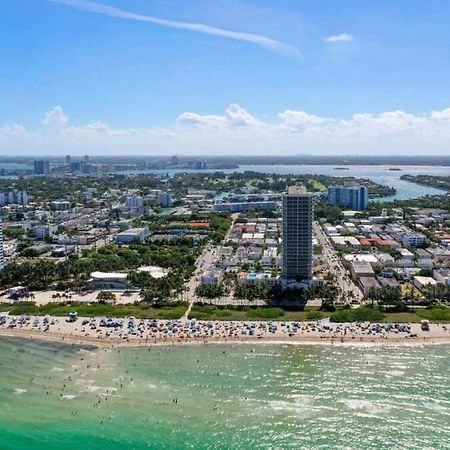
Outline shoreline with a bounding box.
[2,319,450,349]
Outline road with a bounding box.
[313,221,364,304]
[182,245,220,320]
[182,214,238,320]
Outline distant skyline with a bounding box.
[1,0,450,155]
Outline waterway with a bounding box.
[119,164,449,201]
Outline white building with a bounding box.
[0,221,4,269]
[0,190,28,206]
[33,224,58,240]
[433,269,450,286]
[413,276,437,292]
[201,270,223,286]
[51,201,72,211]
[147,190,173,207]
[399,248,414,260]
[116,227,149,244]
[90,272,129,290]
[159,192,173,208]
[403,233,426,247]
[125,196,144,209]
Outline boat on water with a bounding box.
[388,168,402,171]
[333,167,350,170]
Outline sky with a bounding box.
[1,0,450,156]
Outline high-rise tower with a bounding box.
[0,221,4,270]
[327,184,368,210]
[282,186,314,281]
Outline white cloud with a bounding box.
[0,124,26,137]
[41,106,69,129]
[49,0,301,57]
[278,110,328,131]
[1,104,450,155]
[325,33,353,42]
[431,108,450,121]
[178,104,262,130]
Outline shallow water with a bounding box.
[0,338,449,449]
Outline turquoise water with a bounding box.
[1,338,449,449]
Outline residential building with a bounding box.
[0,221,4,269]
[70,161,82,173]
[403,233,426,247]
[0,189,28,206]
[327,184,369,210]
[413,276,438,292]
[351,261,375,279]
[33,224,58,240]
[34,160,50,175]
[201,270,223,286]
[194,160,206,170]
[160,192,173,208]
[125,196,144,209]
[433,269,450,286]
[51,201,71,211]
[213,201,278,213]
[282,186,314,281]
[147,190,173,207]
[70,161,95,175]
[359,276,381,295]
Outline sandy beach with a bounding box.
[1,313,450,348]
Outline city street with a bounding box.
[182,244,220,320]
[313,221,364,304]
[182,214,239,318]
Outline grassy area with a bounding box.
[186,305,450,323]
[417,308,450,322]
[330,307,385,323]
[2,302,450,323]
[381,312,422,323]
[0,302,188,320]
[309,179,327,192]
[188,306,331,321]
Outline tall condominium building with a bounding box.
[327,184,368,210]
[34,160,50,175]
[194,160,206,170]
[147,190,173,207]
[0,189,28,206]
[159,192,173,208]
[125,195,144,209]
[70,161,95,175]
[0,221,4,270]
[282,186,314,281]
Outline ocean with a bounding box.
[0,338,449,449]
